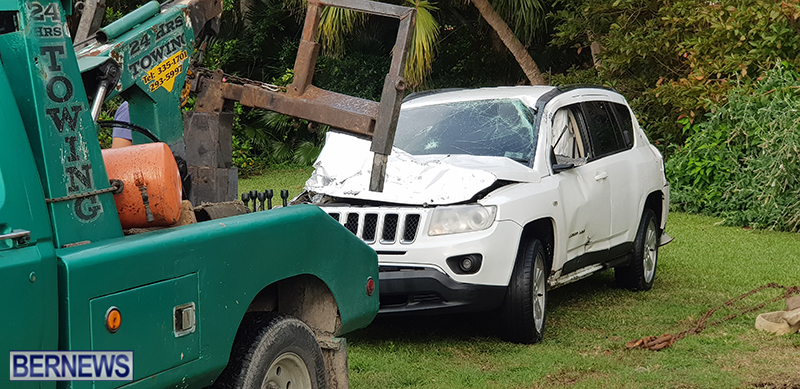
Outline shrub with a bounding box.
[550,0,800,150]
[667,63,800,231]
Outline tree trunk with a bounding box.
[240,0,253,27]
[469,0,547,85]
[588,31,603,69]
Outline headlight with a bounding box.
[428,205,497,236]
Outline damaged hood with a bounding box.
[305,132,540,205]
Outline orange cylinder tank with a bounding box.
[102,143,183,229]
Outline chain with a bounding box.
[191,67,285,92]
[626,283,800,351]
[45,179,124,204]
[675,283,800,340]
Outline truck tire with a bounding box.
[615,208,659,291]
[216,312,327,389]
[500,238,547,344]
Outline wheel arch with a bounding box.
[245,274,341,336]
[216,276,347,388]
[518,218,555,275]
[644,190,665,230]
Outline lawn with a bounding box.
[239,167,313,204]
[241,172,800,389]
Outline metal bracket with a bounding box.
[192,0,416,192]
[0,229,31,245]
[72,0,106,50]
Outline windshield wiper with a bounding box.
[507,156,529,165]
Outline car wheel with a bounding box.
[500,238,547,344]
[214,312,327,389]
[615,208,659,291]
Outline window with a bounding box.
[580,100,630,159]
[610,103,634,148]
[551,106,588,164]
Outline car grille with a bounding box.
[344,213,359,235]
[324,209,424,245]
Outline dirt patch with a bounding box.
[749,381,800,389]
[543,367,609,386]
[447,346,498,372]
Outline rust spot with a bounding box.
[110,50,123,64]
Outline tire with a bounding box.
[615,208,659,291]
[214,312,327,389]
[500,238,548,344]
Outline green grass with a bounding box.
[239,171,800,388]
[238,167,313,202]
[348,213,800,389]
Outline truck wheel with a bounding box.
[217,312,327,389]
[615,208,659,291]
[500,238,547,344]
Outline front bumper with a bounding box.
[378,266,506,314]
[318,205,523,314]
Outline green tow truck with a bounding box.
[0,0,415,387]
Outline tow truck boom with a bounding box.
[77,0,414,197]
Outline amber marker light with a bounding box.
[106,307,121,333]
[366,277,375,296]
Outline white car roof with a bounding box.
[401,86,557,109]
[401,85,623,111]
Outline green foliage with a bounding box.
[103,7,124,24]
[254,110,328,165]
[97,97,125,149]
[550,0,800,147]
[97,125,113,149]
[404,0,440,87]
[203,38,238,71]
[258,70,328,166]
[490,0,546,44]
[230,103,273,175]
[204,0,300,81]
[319,7,365,57]
[315,52,391,100]
[426,4,570,88]
[315,0,441,87]
[667,63,800,231]
[232,135,266,177]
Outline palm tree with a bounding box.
[314,0,440,87]
[312,0,548,86]
[468,0,547,85]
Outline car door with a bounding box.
[605,102,638,250]
[548,102,612,274]
[0,64,58,389]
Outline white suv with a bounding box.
[297,86,670,344]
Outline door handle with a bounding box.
[0,229,31,244]
[594,172,608,181]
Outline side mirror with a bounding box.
[552,163,575,174]
[550,146,575,174]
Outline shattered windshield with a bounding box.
[393,98,537,163]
